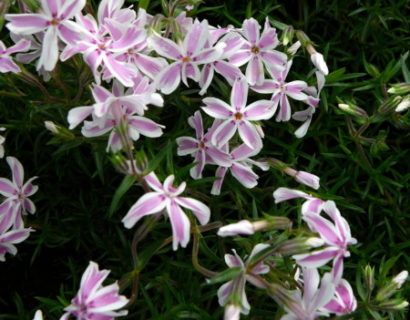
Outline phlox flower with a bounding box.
[0,223,32,262]
[252,60,308,122]
[61,261,128,320]
[198,30,245,95]
[0,157,38,230]
[293,201,357,283]
[273,187,324,215]
[61,3,143,87]
[281,268,335,320]
[323,279,357,316]
[218,244,270,317]
[122,173,210,250]
[150,20,225,94]
[229,18,287,85]
[0,39,30,73]
[6,0,86,71]
[67,80,164,152]
[292,71,325,138]
[202,77,275,149]
[211,144,269,195]
[176,111,231,179]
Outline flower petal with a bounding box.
[175,196,210,225]
[167,200,191,250]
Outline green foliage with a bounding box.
[0,0,409,319]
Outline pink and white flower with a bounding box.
[176,111,231,179]
[0,224,32,262]
[0,157,38,230]
[0,39,30,73]
[218,244,270,317]
[61,261,128,320]
[150,20,225,94]
[281,268,335,320]
[252,60,308,122]
[273,187,324,215]
[202,77,275,149]
[293,201,357,283]
[229,18,287,85]
[211,144,269,195]
[324,279,357,316]
[6,0,86,71]
[122,173,210,250]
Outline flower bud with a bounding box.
[281,26,294,46]
[44,121,58,134]
[395,95,410,112]
[33,310,44,320]
[364,265,375,293]
[224,304,240,320]
[387,83,410,95]
[218,220,255,237]
[310,52,329,75]
[294,171,320,190]
[377,299,409,311]
[288,41,301,55]
[277,237,324,255]
[44,121,75,140]
[378,96,402,115]
[295,30,311,47]
[338,102,369,119]
[392,270,408,289]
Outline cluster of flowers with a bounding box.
[3,1,406,320]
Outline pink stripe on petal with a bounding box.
[67,106,94,129]
[0,178,16,197]
[5,14,48,34]
[211,166,228,195]
[246,56,263,86]
[58,21,83,45]
[231,143,258,161]
[38,27,59,71]
[135,54,167,79]
[212,120,237,147]
[150,35,182,60]
[193,47,222,64]
[258,28,277,49]
[214,60,243,84]
[103,55,136,87]
[167,200,191,250]
[189,150,206,179]
[202,98,233,119]
[243,18,260,45]
[122,192,167,228]
[260,50,287,71]
[0,57,20,73]
[276,94,291,122]
[144,172,163,192]
[304,213,341,245]
[129,116,163,138]
[231,78,248,111]
[251,80,279,93]
[238,120,262,150]
[184,22,207,56]
[175,196,210,225]
[273,187,309,203]
[80,261,109,300]
[230,162,258,188]
[244,100,275,120]
[155,62,182,94]
[6,157,24,188]
[294,248,339,268]
[229,50,252,66]
[176,137,198,156]
[206,147,231,167]
[224,253,244,268]
[6,39,31,54]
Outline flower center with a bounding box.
[251,46,260,54]
[182,56,190,62]
[199,141,205,149]
[50,19,59,25]
[234,112,243,120]
[98,43,107,50]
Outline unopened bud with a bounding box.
[44,121,75,140]
[281,26,294,46]
[33,310,44,320]
[44,121,58,134]
[288,41,301,55]
[387,83,410,95]
[392,270,408,289]
[377,299,409,311]
[295,171,320,190]
[224,304,241,320]
[364,265,375,293]
[295,30,311,47]
[378,96,402,115]
[218,220,255,237]
[310,52,329,75]
[277,237,324,255]
[110,153,131,175]
[338,102,369,119]
[395,95,410,112]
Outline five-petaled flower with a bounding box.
[0,157,38,230]
[202,77,275,149]
[122,173,210,250]
[61,261,128,320]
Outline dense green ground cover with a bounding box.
[0,0,409,319]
